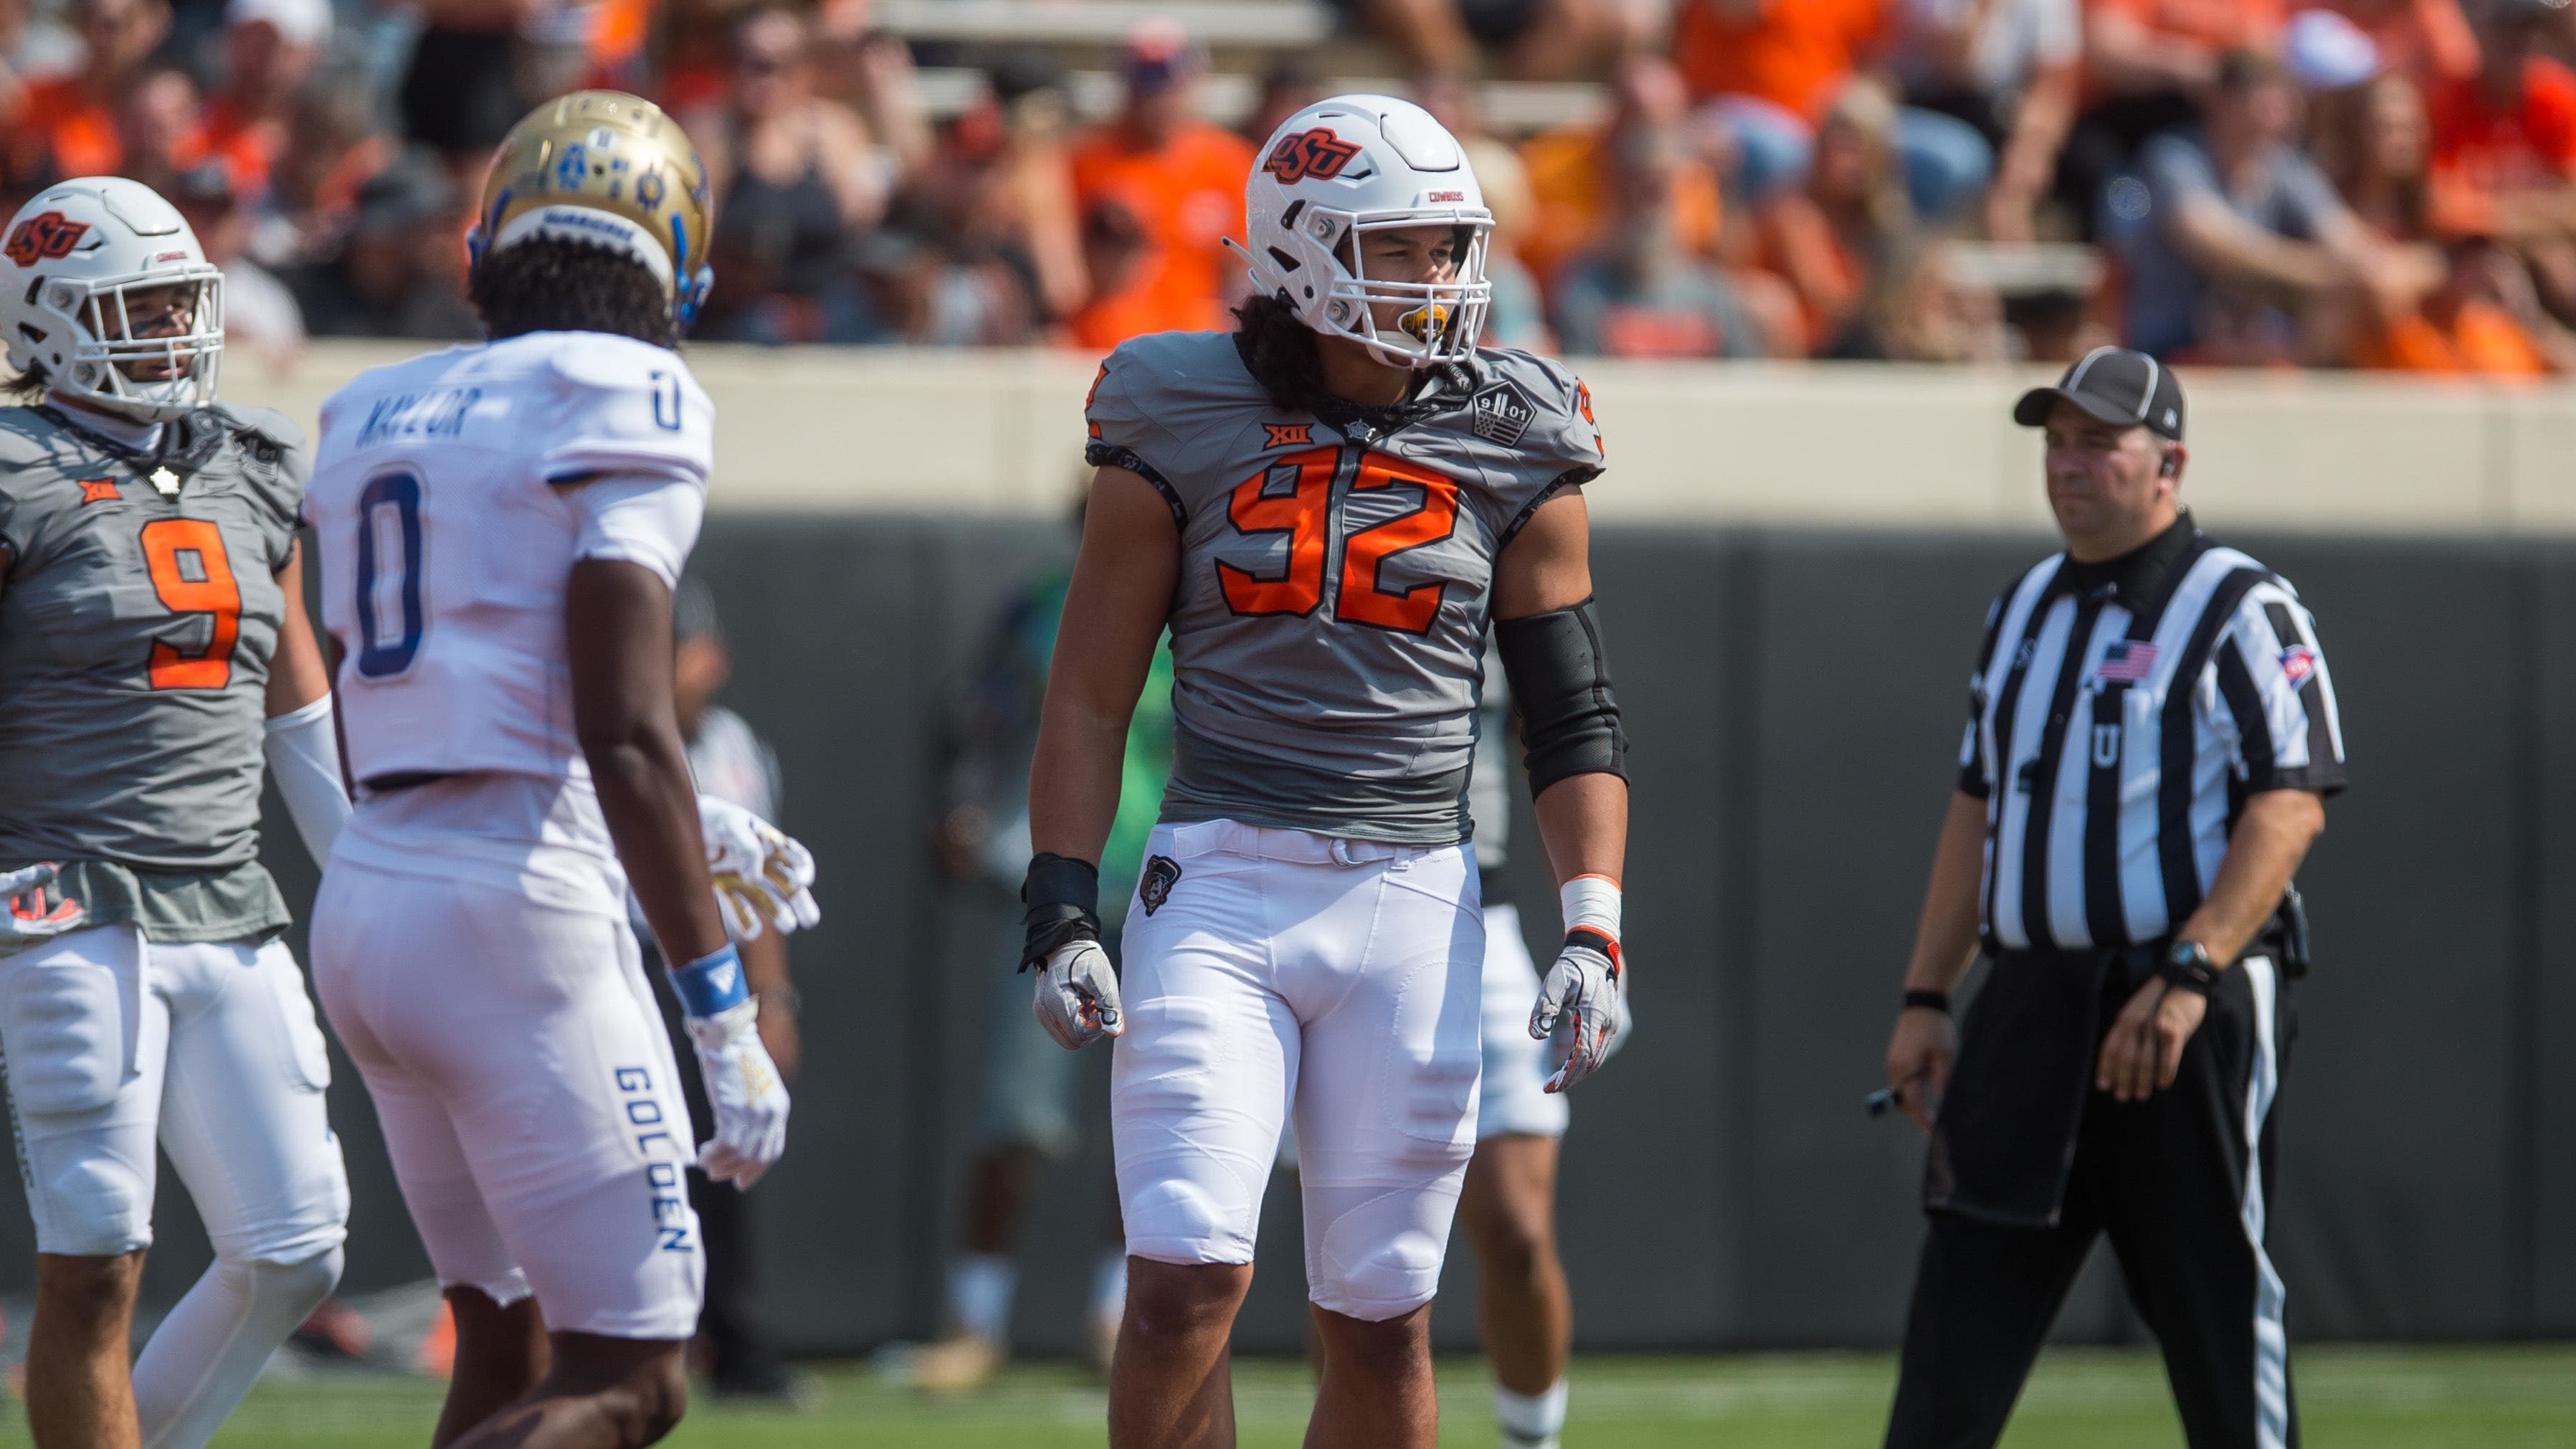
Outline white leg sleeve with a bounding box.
[136,936,353,1449]
[135,1246,343,1449]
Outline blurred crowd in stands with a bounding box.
[5,0,2573,372]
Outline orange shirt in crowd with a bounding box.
[11,77,124,179]
[1672,0,1886,117]
[2083,0,2286,50]
[2426,57,2576,230]
[2081,0,2286,102]
[201,97,281,198]
[2362,300,2552,374]
[1518,127,1724,290]
[2324,0,2479,83]
[1752,198,1866,348]
[1068,119,1253,349]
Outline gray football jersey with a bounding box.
[0,403,306,938]
[1085,331,1604,845]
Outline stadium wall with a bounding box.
[0,349,2569,1357]
[218,342,2576,532]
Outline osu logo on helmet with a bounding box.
[1263,128,1361,184]
[4,212,90,267]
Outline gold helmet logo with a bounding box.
[471,90,716,321]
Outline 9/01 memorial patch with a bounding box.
[1469,379,1536,447]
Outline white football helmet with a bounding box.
[1237,95,1493,369]
[0,178,224,422]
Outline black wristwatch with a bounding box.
[1902,989,1952,1014]
[2159,940,2223,995]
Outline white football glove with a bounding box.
[1531,933,1624,1093]
[683,997,791,1189]
[1032,939,1124,1050]
[698,795,820,941]
[3,863,86,949]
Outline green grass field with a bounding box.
[4,1345,2570,1448]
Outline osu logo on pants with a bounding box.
[1263,129,1361,184]
[4,212,90,267]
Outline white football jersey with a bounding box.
[306,331,714,790]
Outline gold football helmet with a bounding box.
[468,90,716,323]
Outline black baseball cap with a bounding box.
[2013,346,2187,441]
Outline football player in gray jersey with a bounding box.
[0,178,353,1449]
[1024,97,1632,1448]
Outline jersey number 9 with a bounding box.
[141,518,241,690]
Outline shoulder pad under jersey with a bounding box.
[1083,330,1269,491]
[1458,346,1606,484]
[535,333,714,488]
[201,402,307,470]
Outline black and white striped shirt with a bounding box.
[1959,518,2347,954]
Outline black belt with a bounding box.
[1977,887,2311,979]
[362,771,459,794]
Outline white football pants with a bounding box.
[310,857,703,1340]
[0,924,350,1449]
[1477,903,1569,1141]
[1113,819,1484,1322]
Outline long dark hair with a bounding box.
[1230,292,1334,414]
[470,237,681,349]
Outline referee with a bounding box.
[1881,349,2345,1449]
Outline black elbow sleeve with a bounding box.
[1496,597,1627,795]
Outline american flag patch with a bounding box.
[2280,645,2317,687]
[2096,640,2159,683]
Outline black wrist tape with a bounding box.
[1020,852,1103,971]
[1564,926,1622,976]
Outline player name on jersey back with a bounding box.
[1085,331,1605,847]
[305,330,713,789]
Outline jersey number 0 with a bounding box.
[1218,445,1460,635]
[353,470,427,678]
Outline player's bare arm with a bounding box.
[571,556,791,1189]
[2096,787,2325,1103]
[1019,463,1179,1051]
[569,559,728,964]
[1029,465,1182,865]
[265,540,331,716]
[1885,790,1987,1130]
[1493,489,1632,1093]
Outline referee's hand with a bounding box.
[2096,977,2207,1102]
[1883,1005,1955,1133]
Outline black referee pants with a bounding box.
[1886,956,2297,1449]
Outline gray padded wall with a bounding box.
[2,518,2552,1355]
